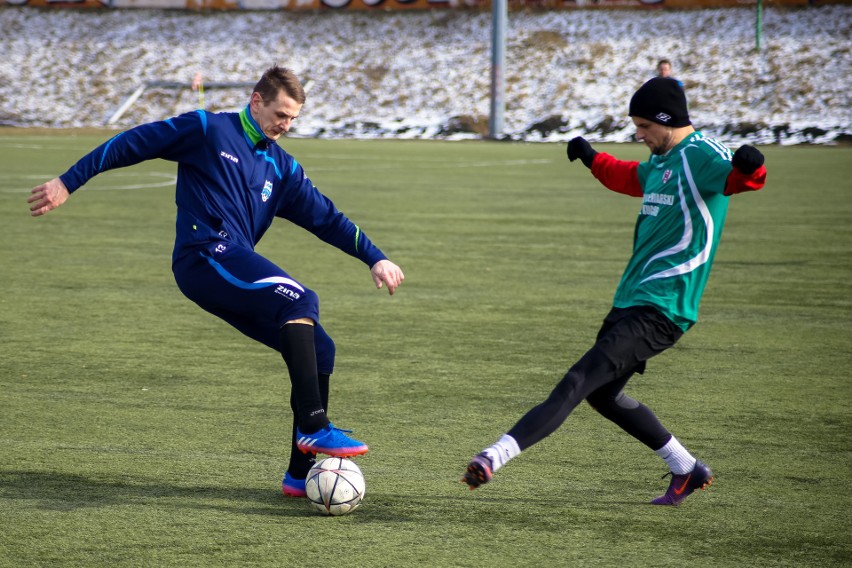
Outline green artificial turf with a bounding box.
[1,132,850,567]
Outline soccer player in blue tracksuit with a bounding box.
[29,66,405,498]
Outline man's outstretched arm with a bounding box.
[567,137,642,197]
[567,137,767,197]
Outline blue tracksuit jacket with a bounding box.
[59,106,387,268]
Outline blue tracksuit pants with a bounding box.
[172,241,336,374]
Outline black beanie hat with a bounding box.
[629,77,691,128]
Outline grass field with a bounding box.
[1,130,850,567]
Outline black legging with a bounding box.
[507,307,680,452]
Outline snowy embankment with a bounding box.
[0,6,849,144]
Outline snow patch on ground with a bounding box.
[0,6,849,144]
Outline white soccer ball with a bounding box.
[305,457,366,516]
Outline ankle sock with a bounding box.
[482,434,521,473]
[654,435,697,475]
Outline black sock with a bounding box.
[280,323,329,434]
[288,373,330,478]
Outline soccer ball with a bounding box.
[305,457,366,516]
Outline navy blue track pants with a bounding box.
[172,241,336,374]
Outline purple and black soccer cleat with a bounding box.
[651,460,714,506]
[461,453,494,490]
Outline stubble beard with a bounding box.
[650,131,675,156]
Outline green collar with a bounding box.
[239,105,265,146]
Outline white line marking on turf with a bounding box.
[1,172,176,193]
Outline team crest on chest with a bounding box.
[662,169,673,184]
[261,180,273,202]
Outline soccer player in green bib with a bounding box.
[462,77,767,506]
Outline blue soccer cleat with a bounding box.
[282,471,307,498]
[295,423,368,458]
[650,460,714,506]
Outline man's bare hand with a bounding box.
[371,259,405,296]
[28,178,69,216]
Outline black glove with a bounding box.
[731,145,764,175]
[567,137,598,169]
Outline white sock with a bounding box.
[482,434,521,472]
[654,436,697,475]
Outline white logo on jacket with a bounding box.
[220,151,239,164]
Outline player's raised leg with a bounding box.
[174,247,368,463]
[280,320,368,458]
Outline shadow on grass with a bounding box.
[0,469,312,517]
[1,468,670,529]
[1,468,659,527]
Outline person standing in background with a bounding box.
[656,59,684,88]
